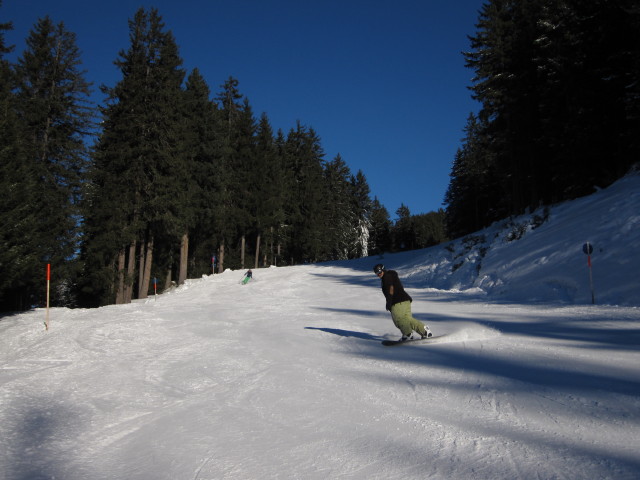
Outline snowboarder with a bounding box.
[373,263,432,341]
[242,269,253,285]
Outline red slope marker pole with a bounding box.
[45,263,51,330]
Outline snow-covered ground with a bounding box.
[1,172,639,480]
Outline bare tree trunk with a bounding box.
[178,232,188,285]
[137,242,145,298]
[124,241,136,303]
[240,235,245,269]
[164,266,172,290]
[218,243,225,273]
[254,233,261,269]
[270,226,274,266]
[139,237,153,299]
[116,249,126,304]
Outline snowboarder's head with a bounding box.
[373,264,385,276]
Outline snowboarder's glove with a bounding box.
[385,301,391,312]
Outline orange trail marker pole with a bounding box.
[45,263,51,330]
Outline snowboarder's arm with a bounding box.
[382,283,394,311]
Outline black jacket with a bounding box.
[380,270,412,310]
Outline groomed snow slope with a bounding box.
[1,173,639,480]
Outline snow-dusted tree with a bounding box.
[349,170,372,258]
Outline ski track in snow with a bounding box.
[2,174,640,479]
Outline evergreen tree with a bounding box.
[393,204,413,251]
[272,129,291,265]
[411,210,448,248]
[535,0,640,201]
[213,76,247,271]
[253,113,285,267]
[80,8,185,305]
[323,154,355,260]
[282,123,326,263]
[232,98,257,269]
[349,170,372,258]
[465,0,544,218]
[9,16,93,309]
[183,68,223,277]
[368,197,392,255]
[444,113,498,238]
[0,9,36,310]
[0,5,393,303]
[455,0,640,237]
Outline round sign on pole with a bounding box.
[582,242,595,304]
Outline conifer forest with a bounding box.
[1,1,638,311]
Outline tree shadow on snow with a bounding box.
[313,306,385,319]
[479,315,640,351]
[305,326,384,341]
[2,395,93,480]
[362,342,640,474]
[309,271,378,288]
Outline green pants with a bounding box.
[390,301,427,336]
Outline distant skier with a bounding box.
[242,269,253,285]
[373,263,432,341]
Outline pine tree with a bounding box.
[465,0,544,218]
[444,113,498,238]
[253,113,285,267]
[272,129,290,265]
[458,0,640,236]
[10,16,93,309]
[0,11,37,310]
[535,0,640,201]
[182,68,223,277]
[282,123,326,264]
[323,154,355,260]
[368,197,392,256]
[81,8,185,305]
[213,76,246,271]
[233,98,257,269]
[393,204,413,251]
[412,210,448,248]
[349,170,372,258]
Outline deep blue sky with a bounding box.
[2,0,483,218]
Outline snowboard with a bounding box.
[382,335,436,346]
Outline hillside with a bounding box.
[366,170,640,307]
[0,172,639,480]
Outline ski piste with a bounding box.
[382,335,437,346]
